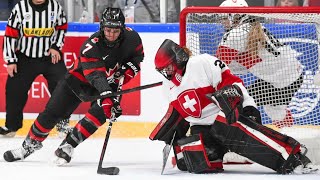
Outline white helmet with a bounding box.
[219,0,250,30]
[219,0,248,7]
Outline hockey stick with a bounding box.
[161,131,176,175]
[77,81,163,102]
[97,77,124,175]
[97,121,119,175]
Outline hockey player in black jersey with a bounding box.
[3,7,144,165]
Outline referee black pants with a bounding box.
[5,53,67,131]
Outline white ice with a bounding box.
[0,137,319,180]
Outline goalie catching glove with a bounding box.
[207,84,243,124]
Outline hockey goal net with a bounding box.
[180,6,320,164]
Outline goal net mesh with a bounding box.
[180,7,320,137]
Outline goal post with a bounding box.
[180,6,320,165]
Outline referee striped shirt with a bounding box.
[3,0,68,64]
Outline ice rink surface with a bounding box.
[0,137,319,180]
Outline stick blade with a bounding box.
[161,132,176,175]
[161,144,172,175]
[97,167,120,175]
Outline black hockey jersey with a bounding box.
[67,27,144,98]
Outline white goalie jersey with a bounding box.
[166,53,257,126]
[218,23,303,88]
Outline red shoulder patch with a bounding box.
[91,37,99,43]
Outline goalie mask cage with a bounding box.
[180,7,320,164]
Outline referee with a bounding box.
[0,0,70,137]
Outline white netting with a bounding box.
[181,8,320,136]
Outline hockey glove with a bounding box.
[97,97,122,120]
[114,61,140,84]
[243,106,262,124]
[207,84,243,124]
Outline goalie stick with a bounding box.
[161,131,176,175]
[97,77,124,175]
[72,81,163,102]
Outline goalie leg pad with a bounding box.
[177,134,223,174]
[173,144,188,171]
[212,117,309,173]
[191,125,228,160]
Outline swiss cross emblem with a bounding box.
[178,89,201,118]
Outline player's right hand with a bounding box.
[97,97,122,120]
[7,64,17,77]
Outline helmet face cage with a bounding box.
[171,45,189,69]
[157,63,176,80]
[155,39,189,80]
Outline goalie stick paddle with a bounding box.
[97,77,124,175]
[161,131,176,175]
[77,81,163,102]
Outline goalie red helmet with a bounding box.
[154,39,189,80]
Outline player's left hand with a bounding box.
[114,61,140,84]
[49,48,61,64]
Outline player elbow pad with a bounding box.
[149,105,189,144]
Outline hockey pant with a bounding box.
[27,78,107,148]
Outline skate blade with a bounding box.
[53,157,69,166]
[293,165,319,174]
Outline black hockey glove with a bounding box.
[207,84,243,124]
[97,96,122,121]
[114,61,140,84]
[110,97,122,119]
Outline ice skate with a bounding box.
[292,152,318,174]
[278,146,318,175]
[54,140,74,166]
[3,137,43,162]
